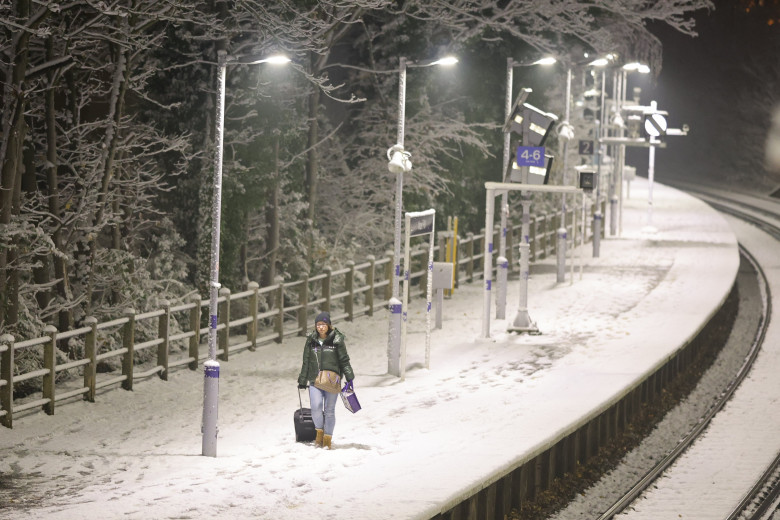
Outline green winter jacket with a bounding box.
[297,327,355,387]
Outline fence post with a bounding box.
[384,251,393,301]
[42,325,58,415]
[158,300,170,380]
[275,275,284,343]
[298,276,309,335]
[366,255,376,317]
[0,334,13,428]
[219,287,230,361]
[467,232,475,282]
[323,267,332,312]
[84,317,97,401]
[122,308,136,391]
[247,282,259,350]
[189,294,201,370]
[346,260,355,321]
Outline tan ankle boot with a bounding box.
[315,429,324,447]
[323,434,332,449]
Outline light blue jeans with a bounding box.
[309,386,338,435]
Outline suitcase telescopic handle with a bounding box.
[298,387,304,412]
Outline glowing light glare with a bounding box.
[250,54,291,65]
[533,57,557,66]
[431,56,458,66]
[623,61,649,72]
[589,58,609,67]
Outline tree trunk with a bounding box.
[305,58,321,266]
[85,39,129,315]
[0,0,32,330]
[43,39,74,331]
[263,135,280,288]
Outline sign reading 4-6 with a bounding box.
[515,146,545,167]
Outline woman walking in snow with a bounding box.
[297,311,354,449]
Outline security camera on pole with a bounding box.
[386,141,411,377]
[386,56,457,377]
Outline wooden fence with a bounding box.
[0,201,603,428]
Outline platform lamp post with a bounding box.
[592,57,614,257]
[202,50,291,458]
[505,103,557,334]
[497,56,556,318]
[387,55,457,377]
[616,62,650,236]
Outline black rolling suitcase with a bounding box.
[294,389,316,442]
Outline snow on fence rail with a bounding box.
[0,202,601,428]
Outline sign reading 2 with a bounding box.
[578,140,594,155]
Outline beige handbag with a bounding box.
[313,370,341,394]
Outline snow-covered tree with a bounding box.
[0,0,714,349]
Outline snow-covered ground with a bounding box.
[0,178,740,520]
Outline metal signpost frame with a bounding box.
[399,209,436,381]
[482,183,584,339]
[600,100,687,234]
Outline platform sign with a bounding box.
[644,113,668,137]
[515,146,545,167]
[408,212,434,237]
[578,140,594,155]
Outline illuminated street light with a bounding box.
[202,50,290,457]
[533,56,557,66]
[387,55,457,377]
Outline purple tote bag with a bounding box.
[340,381,361,413]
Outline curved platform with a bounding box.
[0,178,739,520]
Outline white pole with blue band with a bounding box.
[202,51,227,458]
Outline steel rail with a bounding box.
[595,195,774,520]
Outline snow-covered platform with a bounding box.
[0,178,739,520]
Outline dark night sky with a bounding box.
[626,1,780,191]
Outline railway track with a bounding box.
[565,185,780,520]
